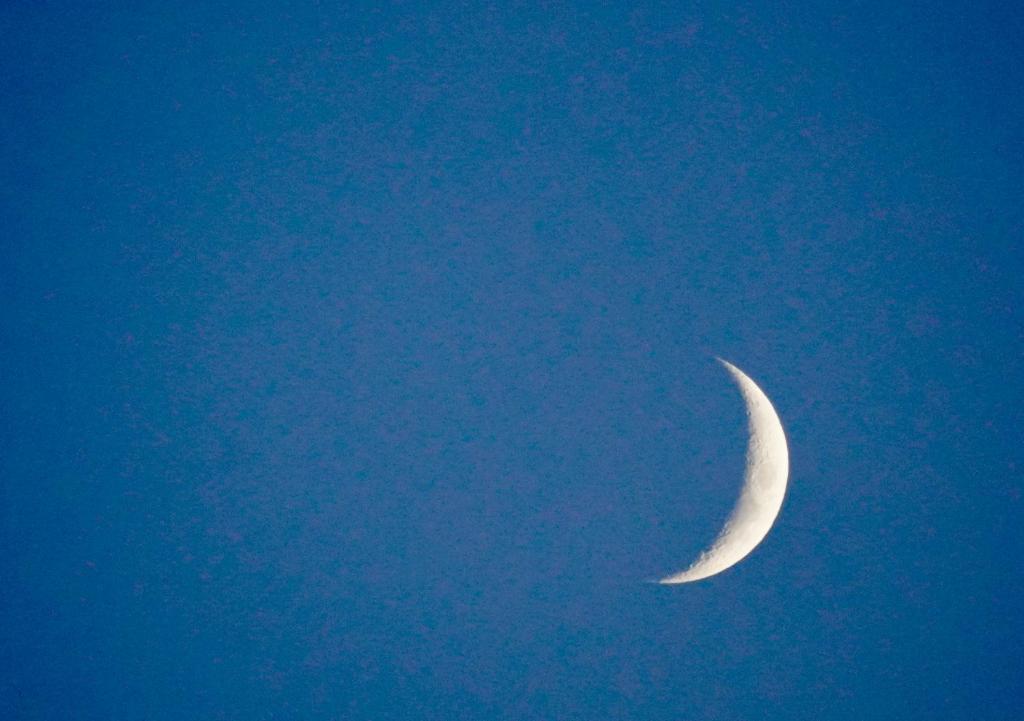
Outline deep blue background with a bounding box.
[3,2,1022,719]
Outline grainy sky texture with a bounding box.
[3,2,1023,719]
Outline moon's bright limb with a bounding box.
[658,359,789,584]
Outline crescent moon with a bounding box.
[658,359,790,584]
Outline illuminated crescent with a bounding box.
[659,359,789,584]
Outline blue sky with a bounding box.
[3,2,1022,719]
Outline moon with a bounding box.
[658,359,790,584]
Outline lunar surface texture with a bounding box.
[659,359,790,584]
